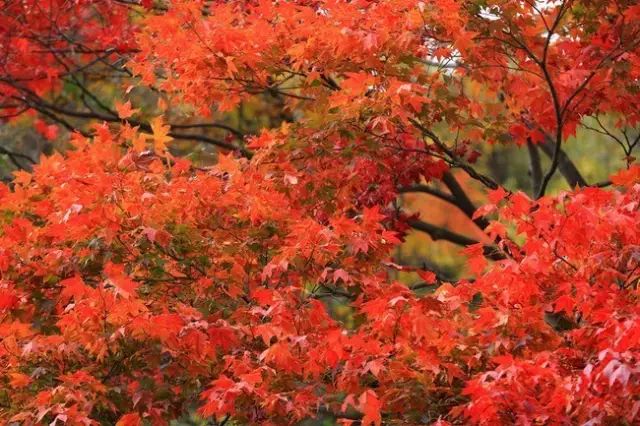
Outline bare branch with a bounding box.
[537,137,587,188]
[527,139,542,196]
[408,218,478,246]
[441,171,490,230]
[409,218,507,261]
[398,184,456,204]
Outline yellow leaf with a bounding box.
[150,116,173,154]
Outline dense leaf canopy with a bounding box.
[1,0,640,425]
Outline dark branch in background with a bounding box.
[536,57,566,196]
[401,172,510,260]
[0,145,36,170]
[398,184,456,204]
[527,139,542,196]
[27,100,92,137]
[512,121,587,189]
[538,136,586,188]
[312,284,354,300]
[407,219,505,260]
[408,218,479,246]
[441,171,490,230]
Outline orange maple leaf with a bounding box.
[610,166,640,187]
[115,100,140,120]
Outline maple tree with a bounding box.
[2,0,640,425]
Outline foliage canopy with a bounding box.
[1,0,640,425]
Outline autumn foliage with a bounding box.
[2,0,640,425]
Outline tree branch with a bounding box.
[538,136,587,188]
[441,171,490,230]
[398,184,456,204]
[408,219,506,261]
[0,145,36,170]
[408,218,479,246]
[527,139,543,196]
